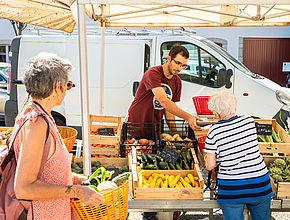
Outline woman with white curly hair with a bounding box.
[204,90,273,220]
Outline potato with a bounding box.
[139,139,149,145]
[172,134,180,140]
[148,140,155,145]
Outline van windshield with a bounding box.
[201,39,256,77]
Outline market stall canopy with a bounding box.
[0,0,75,33]
[73,0,290,27]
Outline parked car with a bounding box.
[0,63,9,122]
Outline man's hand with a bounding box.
[187,115,202,131]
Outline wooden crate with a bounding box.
[128,148,199,171]
[90,115,121,157]
[132,168,204,200]
[263,155,290,199]
[73,157,128,168]
[277,182,290,199]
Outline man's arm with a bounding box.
[152,87,201,130]
[164,110,177,134]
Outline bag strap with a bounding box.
[1,114,50,173]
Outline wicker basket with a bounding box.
[71,180,129,220]
[57,126,78,152]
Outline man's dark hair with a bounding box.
[169,45,189,59]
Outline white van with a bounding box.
[5,34,290,135]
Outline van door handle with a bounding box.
[12,80,23,85]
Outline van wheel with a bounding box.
[51,111,66,126]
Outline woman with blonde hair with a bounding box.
[205,90,272,220]
[13,53,103,219]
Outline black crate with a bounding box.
[120,122,158,157]
[159,119,198,153]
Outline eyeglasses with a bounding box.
[171,58,188,69]
[66,80,75,90]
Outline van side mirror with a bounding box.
[133,81,139,97]
[217,68,226,87]
[225,69,233,89]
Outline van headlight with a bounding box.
[276,90,290,106]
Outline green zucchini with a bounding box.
[169,163,176,170]
[112,172,130,185]
[175,162,182,170]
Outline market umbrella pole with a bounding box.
[77,1,91,177]
[99,21,105,115]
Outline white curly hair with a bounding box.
[207,90,237,118]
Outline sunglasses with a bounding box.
[66,80,75,90]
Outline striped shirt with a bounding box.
[204,115,273,203]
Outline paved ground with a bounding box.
[127,211,290,220]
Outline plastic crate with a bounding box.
[197,136,207,155]
[121,122,158,157]
[192,96,212,115]
[159,119,198,153]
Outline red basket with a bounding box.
[197,136,207,155]
[192,96,212,115]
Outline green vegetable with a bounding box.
[112,172,130,185]
[142,153,148,163]
[183,159,190,170]
[272,159,287,170]
[186,150,193,164]
[175,162,182,170]
[169,163,176,170]
[121,165,129,172]
[164,161,170,170]
[269,167,282,176]
[158,161,167,170]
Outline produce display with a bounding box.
[161,133,196,152]
[136,149,195,170]
[84,167,130,193]
[257,128,284,143]
[71,161,129,175]
[0,128,12,142]
[136,170,199,188]
[268,157,290,183]
[123,138,155,154]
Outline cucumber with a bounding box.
[190,161,195,170]
[155,155,164,162]
[147,154,156,164]
[186,149,193,163]
[112,172,130,185]
[164,161,170,170]
[142,153,148,163]
[145,164,155,170]
[154,159,159,169]
[169,163,176,170]
[183,159,190,170]
[175,162,182,170]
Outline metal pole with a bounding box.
[77,1,91,177]
[99,19,105,115]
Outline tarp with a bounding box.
[0,0,289,176]
[0,0,75,33]
[77,1,290,27]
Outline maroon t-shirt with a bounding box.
[127,65,182,126]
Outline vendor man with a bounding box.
[126,45,201,132]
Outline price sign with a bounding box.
[159,146,180,164]
[255,123,272,135]
[97,128,115,136]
